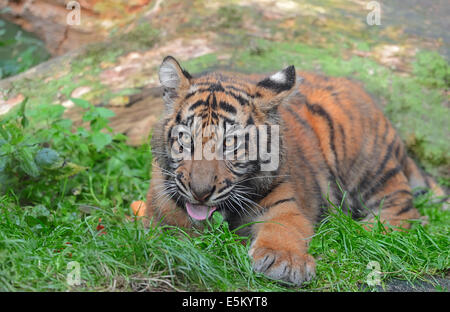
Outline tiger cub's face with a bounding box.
[152,56,298,221]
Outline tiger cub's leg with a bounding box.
[363,169,421,230]
[249,182,316,286]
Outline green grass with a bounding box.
[0,184,448,292]
[0,99,448,292]
[308,195,449,291]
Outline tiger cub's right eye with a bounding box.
[178,131,192,148]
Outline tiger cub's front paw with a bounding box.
[249,244,316,286]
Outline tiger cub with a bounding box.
[140,56,447,286]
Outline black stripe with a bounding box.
[226,85,254,97]
[284,105,314,132]
[226,91,249,106]
[364,165,403,200]
[189,100,207,111]
[176,180,191,198]
[395,202,414,216]
[194,82,226,90]
[359,138,398,199]
[192,82,213,86]
[374,138,397,177]
[338,124,346,165]
[219,101,237,114]
[394,144,401,159]
[369,189,412,209]
[305,101,340,177]
[187,90,247,111]
[211,93,218,109]
[266,198,295,209]
[207,83,225,92]
[184,91,196,100]
[189,84,227,95]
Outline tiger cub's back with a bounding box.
[280,71,443,221]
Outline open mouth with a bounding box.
[185,202,217,221]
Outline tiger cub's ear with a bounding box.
[159,56,192,114]
[255,65,301,112]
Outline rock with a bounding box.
[71,86,91,98]
[0,92,24,115]
[379,277,449,292]
[0,0,152,55]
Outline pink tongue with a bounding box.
[186,202,217,220]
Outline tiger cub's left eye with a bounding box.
[224,135,236,151]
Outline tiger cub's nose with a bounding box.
[191,184,215,202]
[190,160,217,202]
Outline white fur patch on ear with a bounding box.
[256,65,296,94]
[269,71,286,84]
[159,60,181,89]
